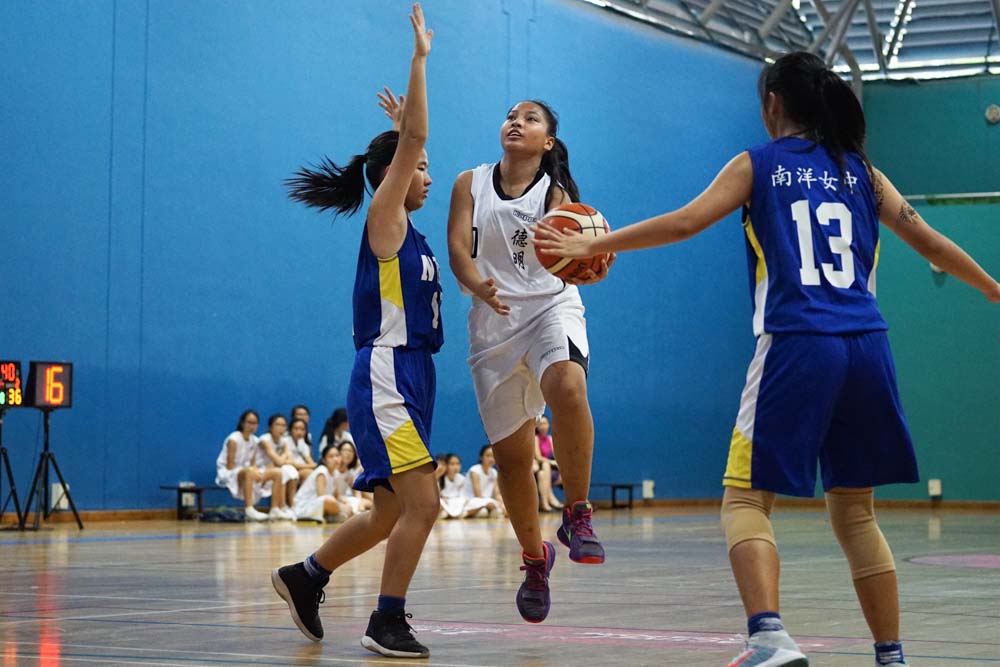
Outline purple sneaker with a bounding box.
[557,501,605,564]
[516,541,555,623]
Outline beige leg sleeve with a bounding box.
[826,489,896,581]
[721,487,777,552]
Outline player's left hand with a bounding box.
[531,221,593,258]
[565,252,615,285]
[986,281,1000,303]
[377,86,405,131]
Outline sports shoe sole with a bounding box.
[270,568,321,642]
[557,530,605,564]
[729,655,808,667]
[361,635,430,658]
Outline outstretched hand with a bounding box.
[475,277,510,316]
[410,3,432,57]
[531,221,594,258]
[377,86,405,131]
[986,281,1000,303]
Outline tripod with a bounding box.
[0,408,25,528]
[20,408,83,530]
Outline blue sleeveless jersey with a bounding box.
[352,219,444,353]
[743,137,888,336]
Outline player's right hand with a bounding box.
[475,277,510,316]
[410,3,432,57]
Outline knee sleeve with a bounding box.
[826,490,895,580]
[721,487,777,552]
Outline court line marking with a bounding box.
[14,643,498,667]
[0,584,499,627]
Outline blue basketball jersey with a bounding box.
[744,137,888,335]
[353,219,444,353]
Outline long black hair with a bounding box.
[438,453,459,489]
[524,100,580,206]
[290,404,311,446]
[286,131,400,217]
[235,409,259,433]
[321,407,348,445]
[758,52,868,169]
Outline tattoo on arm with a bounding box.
[895,201,919,226]
[872,169,885,214]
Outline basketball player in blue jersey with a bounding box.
[535,52,999,667]
[270,5,442,659]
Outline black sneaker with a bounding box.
[360,608,430,659]
[271,563,326,642]
[516,541,555,623]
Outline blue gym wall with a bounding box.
[1,0,765,510]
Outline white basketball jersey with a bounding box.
[469,163,577,299]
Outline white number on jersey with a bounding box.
[791,200,855,289]
[430,291,440,329]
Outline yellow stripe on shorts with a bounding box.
[723,427,753,488]
[386,419,432,473]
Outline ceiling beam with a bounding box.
[758,0,794,39]
[698,0,726,26]
[862,0,888,74]
[811,0,864,97]
[824,0,862,65]
[807,0,859,54]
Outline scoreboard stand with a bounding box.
[0,361,25,528]
[19,362,82,530]
[21,408,83,530]
[0,408,25,528]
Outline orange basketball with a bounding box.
[534,203,611,281]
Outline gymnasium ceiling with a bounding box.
[577,0,1000,80]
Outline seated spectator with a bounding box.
[289,404,314,457]
[337,440,373,511]
[467,445,505,517]
[256,414,299,521]
[214,410,275,522]
[293,443,349,523]
[318,407,354,453]
[533,415,563,512]
[439,453,497,519]
[283,418,318,477]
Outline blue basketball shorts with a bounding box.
[723,331,918,497]
[346,346,436,493]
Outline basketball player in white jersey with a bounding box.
[447,100,612,624]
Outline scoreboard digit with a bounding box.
[26,362,73,409]
[0,360,24,408]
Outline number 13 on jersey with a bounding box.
[791,200,856,288]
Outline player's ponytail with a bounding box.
[529,100,581,204]
[816,68,867,168]
[759,52,868,169]
[286,131,400,218]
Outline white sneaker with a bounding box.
[245,506,270,522]
[727,631,808,667]
[270,507,295,521]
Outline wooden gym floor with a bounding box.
[1,507,998,666]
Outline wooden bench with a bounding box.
[590,482,641,509]
[160,485,228,520]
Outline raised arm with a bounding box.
[872,168,1000,301]
[533,152,753,257]
[447,170,511,315]
[366,3,432,259]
